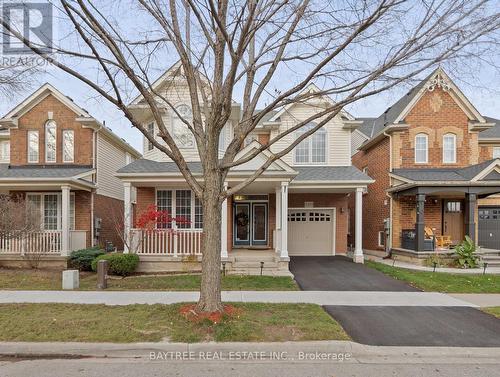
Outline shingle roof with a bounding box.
[478,116,500,139]
[355,117,377,138]
[392,159,496,182]
[0,164,94,179]
[293,166,372,182]
[117,159,203,174]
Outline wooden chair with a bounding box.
[426,226,452,249]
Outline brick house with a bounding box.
[350,68,500,264]
[116,62,372,274]
[0,84,141,267]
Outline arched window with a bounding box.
[45,120,57,163]
[294,123,327,164]
[172,104,194,148]
[443,133,456,163]
[414,133,428,164]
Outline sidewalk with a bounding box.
[1,290,497,307]
[0,340,499,364]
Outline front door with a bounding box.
[233,202,268,246]
[443,200,464,245]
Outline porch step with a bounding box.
[480,255,500,266]
[232,261,279,268]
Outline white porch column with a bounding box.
[123,182,132,253]
[280,182,289,259]
[275,186,281,253]
[221,182,228,259]
[354,187,364,263]
[61,185,71,257]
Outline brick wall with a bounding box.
[288,193,349,253]
[135,187,155,224]
[397,88,478,168]
[93,193,124,250]
[74,191,92,247]
[12,94,94,166]
[351,138,391,250]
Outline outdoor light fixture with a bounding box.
[483,262,488,275]
[260,261,264,276]
[222,262,226,276]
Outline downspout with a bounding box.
[384,131,393,253]
[91,124,102,247]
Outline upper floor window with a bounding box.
[45,120,57,163]
[27,130,39,163]
[493,146,500,159]
[414,133,428,164]
[172,104,194,149]
[443,133,456,163]
[147,122,154,151]
[294,123,326,164]
[0,140,10,162]
[62,130,74,163]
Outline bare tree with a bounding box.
[1,0,499,311]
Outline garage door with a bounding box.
[479,207,500,249]
[288,208,335,255]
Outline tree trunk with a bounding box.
[196,170,224,313]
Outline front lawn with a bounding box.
[0,303,348,343]
[483,307,500,319]
[365,260,500,293]
[0,269,298,291]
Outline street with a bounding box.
[1,358,499,377]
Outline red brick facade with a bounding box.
[94,193,125,250]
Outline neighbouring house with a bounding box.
[0,83,141,268]
[117,62,373,274]
[350,67,500,266]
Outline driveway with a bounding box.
[324,306,500,347]
[289,256,418,291]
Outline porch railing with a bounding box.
[0,231,62,255]
[131,228,203,256]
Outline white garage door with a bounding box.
[288,208,335,256]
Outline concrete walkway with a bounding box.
[0,290,494,307]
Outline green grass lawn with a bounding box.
[366,260,500,293]
[0,269,298,291]
[0,303,348,343]
[483,307,500,319]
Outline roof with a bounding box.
[0,164,94,179]
[293,166,372,182]
[478,116,500,139]
[254,110,279,127]
[392,159,496,182]
[117,159,372,183]
[355,117,377,138]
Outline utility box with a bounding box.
[62,270,79,290]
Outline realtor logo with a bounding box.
[2,1,53,55]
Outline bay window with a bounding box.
[294,123,327,164]
[45,120,57,163]
[443,133,456,163]
[156,189,203,229]
[28,131,39,163]
[62,130,74,163]
[415,133,428,163]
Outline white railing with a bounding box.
[131,228,203,256]
[0,230,62,255]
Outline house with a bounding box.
[351,67,500,265]
[117,63,373,274]
[0,84,141,268]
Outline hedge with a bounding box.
[91,253,140,276]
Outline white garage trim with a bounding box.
[288,207,336,256]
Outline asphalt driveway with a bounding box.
[324,306,500,347]
[289,256,418,291]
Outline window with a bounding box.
[26,193,75,230]
[147,123,154,151]
[28,131,39,163]
[443,133,456,163]
[172,104,194,148]
[156,189,203,229]
[493,147,500,159]
[62,130,74,163]
[378,231,386,247]
[0,141,9,162]
[414,133,428,163]
[294,123,326,164]
[45,120,57,162]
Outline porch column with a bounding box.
[221,183,228,259]
[465,193,477,243]
[415,193,426,252]
[275,186,281,253]
[354,187,364,263]
[61,185,71,257]
[123,182,132,253]
[280,182,289,259]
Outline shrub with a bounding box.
[69,247,105,271]
[453,236,479,269]
[91,253,139,276]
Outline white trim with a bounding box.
[155,188,202,230]
[471,159,500,182]
[45,120,57,163]
[442,133,457,164]
[27,130,39,163]
[378,230,385,248]
[414,133,428,164]
[62,129,75,163]
[26,192,76,230]
[293,125,328,165]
